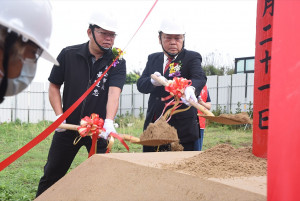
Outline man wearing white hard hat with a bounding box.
[0,0,58,103]
[137,17,207,152]
[36,11,126,197]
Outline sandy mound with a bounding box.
[162,144,267,178]
[139,118,179,146]
[35,154,266,201]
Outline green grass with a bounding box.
[0,119,252,200]
[203,124,253,150]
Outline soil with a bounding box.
[35,119,267,201]
[139,118,179,145]
[35,152,266,201]
[161,144,267,178]
[171,141,184,151]
[203,112,253,125]
[219,112,253,124]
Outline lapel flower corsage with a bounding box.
[112,47,124,67]
[169,60,182,77]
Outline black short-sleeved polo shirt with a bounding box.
[48,42,126,125]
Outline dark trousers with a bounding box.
[143,141,195,152]
[36,131,107,198]
[194,129,205,151]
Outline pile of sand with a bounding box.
[139,118,179,146]
[162,144,267,178]
[35,153,266,201]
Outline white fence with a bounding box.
[0,73,254,123]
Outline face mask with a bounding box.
[4,58,37,96]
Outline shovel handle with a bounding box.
[58,124,140,143]
[119,134,140,143]
[151,74,214,116]
[58,123,79,131]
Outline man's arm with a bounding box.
[49,82,63,116]
[106,86,121,120]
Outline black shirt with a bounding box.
[48,42,126,125]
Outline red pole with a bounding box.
[268,0,300,200]
[252,0,273,158]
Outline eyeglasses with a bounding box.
[27,41,43,63]
[94,30,116,39]
[20,42,43,64]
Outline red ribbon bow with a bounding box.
[77,113,105,157]
[164,77,192,99]
[77,113,129,157]
[77,113,105,137]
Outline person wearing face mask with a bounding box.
[0,0,59,103]
[137,17,207,152]
[35,11,126,197]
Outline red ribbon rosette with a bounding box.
[165,77,192,98]
[77,113,105,157]
[76,113,129,157]
[77,113,105,137]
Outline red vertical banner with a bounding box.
[268,1,300,200]
[252,0,274,158]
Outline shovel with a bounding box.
[58,124,176,146]
[151,74,252,125]
[200,112,253,125]
[58,124,140,143]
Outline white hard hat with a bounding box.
[0,0,59,65]
[89,12,118,33]
[159,17,185,35]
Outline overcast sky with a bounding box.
[34,0,257,82]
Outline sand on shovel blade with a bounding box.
[138,118,179,146]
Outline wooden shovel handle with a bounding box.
[151,74,214,116]
[119,134,140,143]
[58,124,140,143]
[58,123,79,131]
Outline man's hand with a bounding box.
[151,72,167,86]
[55,114,66,132]
[181,86,197,106]
[99,119,116,140]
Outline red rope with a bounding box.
[0,0,158,172]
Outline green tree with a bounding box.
[126,72,140,84]
[202,65,224,76]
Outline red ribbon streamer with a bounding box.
[0,61,114,172]
[105,132,130,153]
[123,0,158,50]
[0,0,158,172]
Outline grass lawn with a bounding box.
[0,119,252,201]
